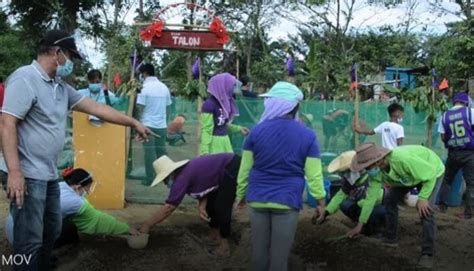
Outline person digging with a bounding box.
[351,143,445,269]
[315,150,386,237]
[139,153,241,257]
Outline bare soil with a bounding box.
[1,193,473,271]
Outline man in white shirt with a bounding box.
[136,63,172,185]
[354,103,405,150]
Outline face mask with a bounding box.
[80,190,88,199]
[397,118,403,123]
[367,167,381,177]
[139,74,144,82]
[56,51,74,77]
[233,80,243,95]
[89,83,101,93]
[166,178,174,189]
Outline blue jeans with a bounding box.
[10,179,62,271]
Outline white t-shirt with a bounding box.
[437,105,474,134]
[136,77,172,129]
[373,121,405,150]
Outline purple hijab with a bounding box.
[207,73,239,119]
[260,98,299,123]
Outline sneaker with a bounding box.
[380,237,399,248]
[418,254,433,269]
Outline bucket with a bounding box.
[436,160,464,207]
[307,180,331,208]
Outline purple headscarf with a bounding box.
[207,73,239,119]
[260,98,299,123]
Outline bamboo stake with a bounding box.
[236,52,240,78]
[126,50,137,175]
[197,62,203,156]
[354,87,360,148]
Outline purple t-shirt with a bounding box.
[166,153,235,206]
[442,107,474,150]
[201,97,229,136]
[243,117,321,209]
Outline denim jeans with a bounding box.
[248,208,299,271]
[384,176,443,256]
[10,179,62,271]
[143,127,167,185]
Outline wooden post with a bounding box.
[236,51,240,78]
[354,87,360,148]
[196,56,202,156]
[125,50,137,176]
[426,87,435,148]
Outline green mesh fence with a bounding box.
[123,97,447,204]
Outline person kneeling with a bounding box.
[5,168,138,247]
[316,150,386,237]
[139,153,241,257]
[352,143,445,269]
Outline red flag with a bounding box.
[113,72,122,89]
[439,78,449,91]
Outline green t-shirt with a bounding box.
[384,145,445,200]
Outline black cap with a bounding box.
[39,30,83,60]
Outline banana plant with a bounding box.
[384,84,449,148]
[179,80,208,101]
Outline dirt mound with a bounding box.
[1,199,473,270]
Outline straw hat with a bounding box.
[327,150,356,173]
[150,156,189,187]
[351,142,391,172]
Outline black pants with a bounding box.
[439,150,474,217]
[339,198,386,235]
[206,155,241,239]
[54,217,80,248]
[385,176,443,256]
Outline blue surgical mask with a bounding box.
[233,80,243,95]
[89,83,102,93]
[80,190,88,199]
[56,52,74,77]
[367,167,381,177]
[166,178,174,189]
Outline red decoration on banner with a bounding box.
[113,72,122,89]
[140,20,165,42]
[209,18,230,45]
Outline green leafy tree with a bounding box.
[0,11,35,80]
